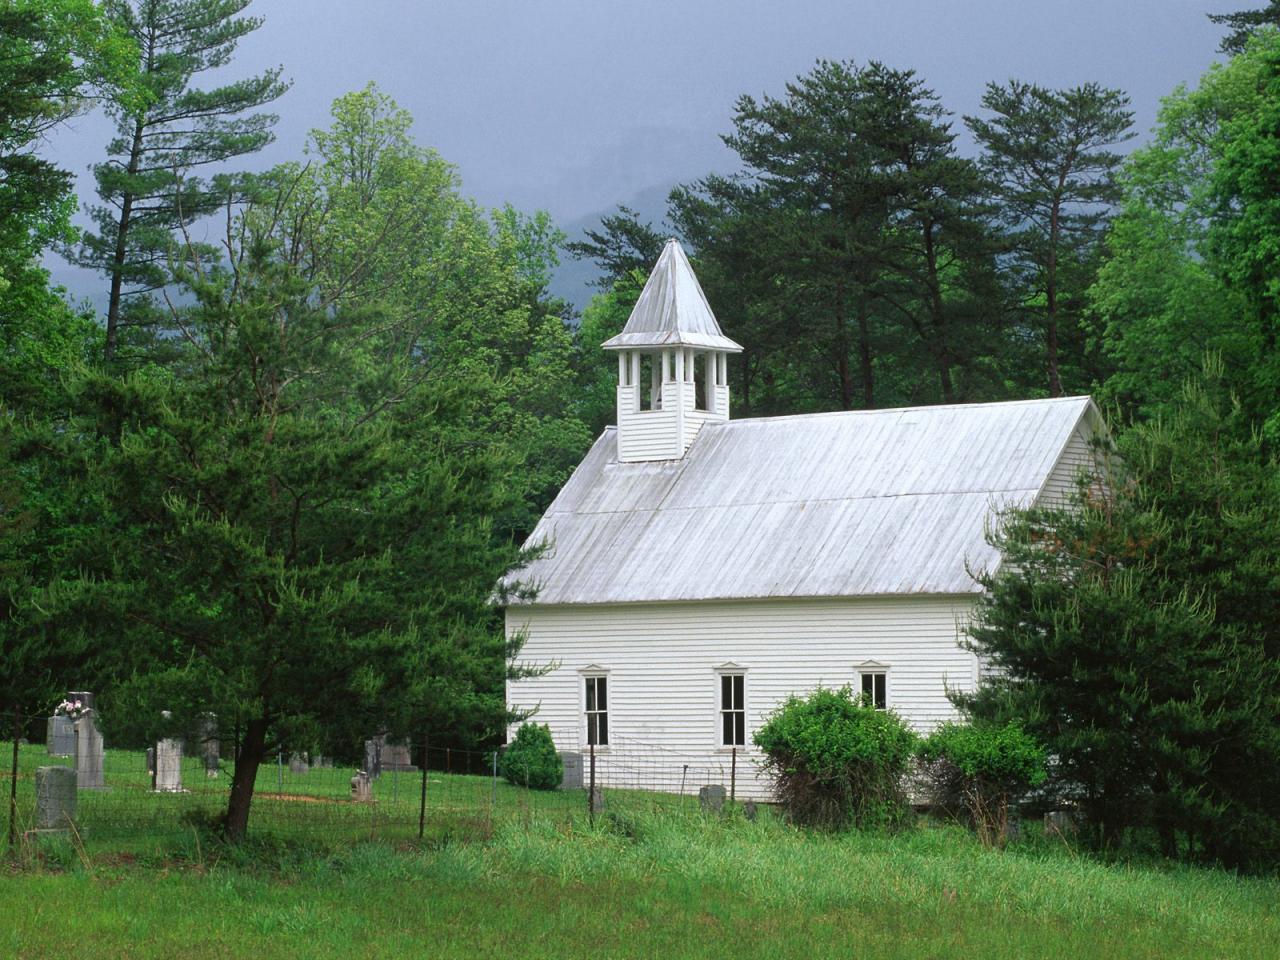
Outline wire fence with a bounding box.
[4,716,762,851]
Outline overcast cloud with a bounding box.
[44,0,1236,307]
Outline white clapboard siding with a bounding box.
[1036,410,1104,507]
[506,596,977,800]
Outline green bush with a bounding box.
[919,721,1047,847]
[499,723,563,790]
[753,686,917,830]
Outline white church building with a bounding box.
[505,239,1102,798]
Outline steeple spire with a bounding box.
[603,240,740,462]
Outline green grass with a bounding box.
[4,743,1278,958]
[4,809,1278,958]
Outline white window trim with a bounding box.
[713,663,749,752]
[855,660,890,711]
[578,665,611,752]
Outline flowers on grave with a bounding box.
[54,698,89,720]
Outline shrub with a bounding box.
[753,686,917,830]
[918,721,1047,847]
[499,723,563,790]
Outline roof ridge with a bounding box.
[710,395,1092,428]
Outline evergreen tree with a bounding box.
[564,205,665,289]
[1210,2,1280,54]
[75,0,288,363]
[967,81,1133,396]
[962,368,1280,867]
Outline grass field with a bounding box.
[4,744,1279,959]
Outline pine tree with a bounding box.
[966,82,1132,396]
[1210,3,1280,54]
[564,205,665,289]
[961,368,1280,867]
[75,0,288,363]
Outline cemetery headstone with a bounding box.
[154,738,184,792]
[197,714,220,778]
[288,753,309,775]
[46,716,75,757]
[699,784,726,814]
[1044,810,1079,836]
[590,785,605,814]
[559,751,583,791]
[35,766,78,830]
[74,714,105,790]
[363,736,384,780]
[350,771,372,802]
[382,740,415,772]
[743,799,758,822]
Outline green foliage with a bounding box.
[564,204,664,290]
[961,370,1280,868]
[1210,2,1280,54]
[966,79,1133,396]
[1089,30,1280,437]
[919,721,1046,847]
[669,59,1013,415]
[0,0,139,266]
[753,686,917,830]
[499,722,563,790]
[76,0,290,361]
[919,721,1046,789]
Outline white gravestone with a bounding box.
[74,714,106,790]
[35,766,78,830]
[350,771,372,802]
[154,738,184,792]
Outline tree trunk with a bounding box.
[1045,203,1063,397]
[104,116,147,363]
[224,715,269,841]
[857,302,874,409]
[923,223,954,403]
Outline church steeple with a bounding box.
[602,239,741,462]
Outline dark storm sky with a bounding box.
[43,0,1237,306]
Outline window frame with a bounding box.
[578,666,611,750]
[856,660,889,711]
[713,663,748,751]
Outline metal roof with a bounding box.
[508,396,1095,605]
[601,239,743,353]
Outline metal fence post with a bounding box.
[588,741,596,827]
[7,705,19,847]
[417,733,428,841]
[731,747,737,805]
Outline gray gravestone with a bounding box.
[699,784,726,814]
[288,752,309,775]
[35,766,78,830]
[154,738,184,792]
[1044,810,1079,836]
[350,771,372,802]
[46,716,75,757]
[363,737,383,780]
[73,714,105,790]
[197,714,219,778]
[590,785,605,814]
[558,751,583,790]
[382,740,415,772]
[743,799,758,822]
